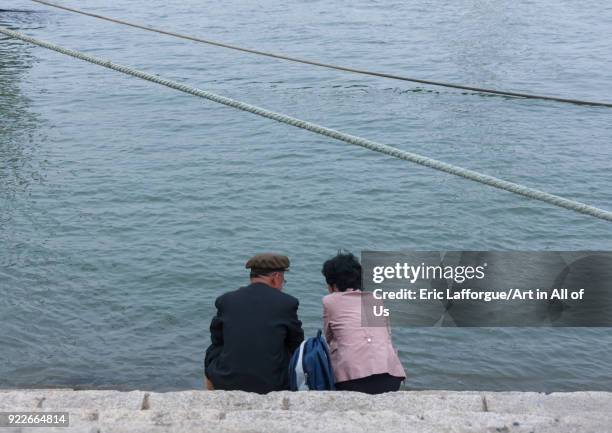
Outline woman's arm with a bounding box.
[323,299,333,343]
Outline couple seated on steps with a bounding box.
[204,251,405,394]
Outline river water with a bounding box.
[1,0,611,391]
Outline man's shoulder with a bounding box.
[246,282,297,302]
[259,285,300,309]
[215,284,300,314]
[218,284,298,303]
[214,286,245,306]
[276,289,299,306]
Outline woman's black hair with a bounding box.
[321,251,362,291]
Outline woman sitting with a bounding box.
[322,251,406,394]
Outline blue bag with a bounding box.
[288,329,336,391]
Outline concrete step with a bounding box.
[0,390,609,433]
[3,409,610,433]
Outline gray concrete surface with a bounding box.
[0,389,609,432]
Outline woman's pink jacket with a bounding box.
[323,290,406,383]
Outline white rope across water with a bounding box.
[2,26,611,223]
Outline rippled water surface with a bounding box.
[1,0,611,391]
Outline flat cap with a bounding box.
[245,253,290,273]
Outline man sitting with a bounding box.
[204,253,304,393]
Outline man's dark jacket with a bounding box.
[204,282,304,394]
